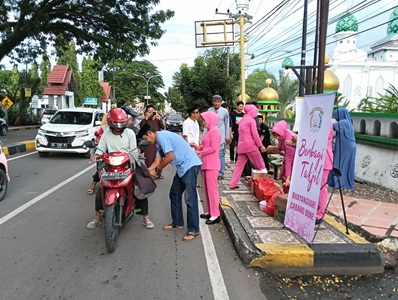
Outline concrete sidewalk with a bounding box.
[216,162,396,276]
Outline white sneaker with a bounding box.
[143,219,155,229]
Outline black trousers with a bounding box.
[229,135,238,161]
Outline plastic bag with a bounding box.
[265,190,282,216]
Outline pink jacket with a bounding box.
[237,105,263,153]
[197,111,221,171]
[272,120,296,179]
[324,122,334,171]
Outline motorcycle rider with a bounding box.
[87,108,155,229]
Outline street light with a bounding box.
[264,50,292,71]
[133,74,161,106]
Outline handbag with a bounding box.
[128,151,157,199]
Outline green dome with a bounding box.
[387,7,398,36]
[281,57,294,68]
[335,13,358,33]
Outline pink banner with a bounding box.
[284,93,334,243]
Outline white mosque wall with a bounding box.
[355,143,398,192]
[332,61,398,110]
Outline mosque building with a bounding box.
[329,7,398,110]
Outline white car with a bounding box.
[35,108,105,158]
[41,108,58,124]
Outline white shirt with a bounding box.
[182,117,200,145]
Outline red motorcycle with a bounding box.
[85,140,150,253]
[97,151,135,252]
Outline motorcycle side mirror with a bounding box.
[83,140,96,148]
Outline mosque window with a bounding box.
[367,86,373,97]
[375,76,384,95]
[390,122,398,139]
[343,75,352,99]
[359,119,366,134]
[373,120,381,136]
[354,86,361,97]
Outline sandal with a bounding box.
[182,232,200,242]
[87,218,101,229]
[87,189,95,195]
[163,224,184,231]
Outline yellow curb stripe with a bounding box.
[251,243,314,268]
[2,147,9,157]
[323,214,369,243]
[220,196,232,209]
[17,141,35,151]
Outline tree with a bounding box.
[164,86,185,112]
[103,60,164,107]
[357,84,398,113]
[39,54,52,94]
[172,48,241,111]
[80,57,105,102]
[0,1,174,63]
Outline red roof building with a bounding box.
[43,65,79,108]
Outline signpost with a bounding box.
[83,97,98,105]
[1,96,13,109]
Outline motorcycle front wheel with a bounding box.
[104,202,120,253]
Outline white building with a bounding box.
[330,7,398,110]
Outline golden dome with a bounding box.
[315,69,340,91]
[257,79,279,101]
[237,94,251,102]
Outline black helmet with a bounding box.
[122,106,138,118]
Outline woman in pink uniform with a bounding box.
[316,122,334,224]
[229,104,267,189]
[194,111,221,225]
[271,120,296,194]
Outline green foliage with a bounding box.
[357,84,398,113]
[80,57,105,105]
[103,60,164,107]
[1,1,174,64]
[164,86,185,113]
[172,48,241,111]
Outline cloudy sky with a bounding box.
[143,0,397,93]
[1,0,396,96]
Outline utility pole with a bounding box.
[133,74,161,107]
[215,0,251,103]
[299,0,308,97]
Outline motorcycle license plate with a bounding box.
[102,172,127,180]
[51,142,68,149]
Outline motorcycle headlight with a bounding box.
[109,156,124,166]
[74,129,89,138]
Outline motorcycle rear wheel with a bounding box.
[104,203,120,253]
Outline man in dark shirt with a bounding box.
[258,114,271,170]
[229,101,245,163]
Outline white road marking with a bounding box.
[0,164,94,226]
[198,193,230,300]
[7,151,37,161]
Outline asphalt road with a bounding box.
[0,148,266,300]
[0,128,38,146]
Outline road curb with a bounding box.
[3,141,35,157]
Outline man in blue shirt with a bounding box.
[137,124,202,242]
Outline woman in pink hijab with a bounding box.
[229,104,267,189]
[194,111,221,225]
[271,120,296,194]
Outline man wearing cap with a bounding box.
[208,95,230,180]
[183,106,200,147]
